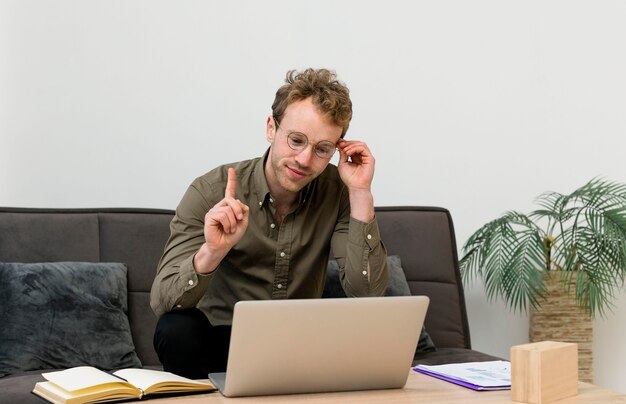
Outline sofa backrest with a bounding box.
[0,206,471,367]
[0,208,172,366]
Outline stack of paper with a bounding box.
[412,360,511,391]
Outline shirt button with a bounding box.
[277,284,283,289]
[270,198,274,204]
[270,223,276,229]
[280,252,286,258]
[176,304,182,308]
[362,270,368,275]
[258,201,263,206]
[367,234,372,240]
[188,279,194,285]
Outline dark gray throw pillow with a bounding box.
[322,255,436,353]
[0,262,142,378]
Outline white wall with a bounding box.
[2,0,625,393]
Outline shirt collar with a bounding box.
[253,148,313,209]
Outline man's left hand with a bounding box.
[337,139,375,191]
[337,139,376,223]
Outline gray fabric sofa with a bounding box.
[0,206,498,402]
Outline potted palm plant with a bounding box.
[459,178,626,382]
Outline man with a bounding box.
[150,68,388,379]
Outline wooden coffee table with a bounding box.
[151,370,626,403]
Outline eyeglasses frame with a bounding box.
[273,117,338,160]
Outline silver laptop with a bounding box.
[208,295,429,397]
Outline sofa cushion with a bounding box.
[323,255,436,353]
[0,370,47,404]
[0,262,142,378]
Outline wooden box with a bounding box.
[511,341,578,403]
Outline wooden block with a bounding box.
[511,341,578,404]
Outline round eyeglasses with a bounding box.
[274,118,337,159]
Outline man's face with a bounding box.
[265,98,343,196]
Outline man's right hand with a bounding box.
[193,167,250,274]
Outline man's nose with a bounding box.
[294,144,315,166]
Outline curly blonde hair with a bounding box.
[271,68,352,137]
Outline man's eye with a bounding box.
[316,146,333,155]
[290,135,307,146]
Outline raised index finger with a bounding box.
[225,167,236,199]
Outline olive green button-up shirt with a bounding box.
[150,152,388,325]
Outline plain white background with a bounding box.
[1,0,625,393]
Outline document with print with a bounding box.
[412,360,511,391]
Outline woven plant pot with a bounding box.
[529,270,593,383]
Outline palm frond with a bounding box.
[569,178,626,211]
[460,212,546,312]
[574,244,619,318]
[499,230,547,313]
[534,191,565,213]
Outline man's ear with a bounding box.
[265,116,275,143]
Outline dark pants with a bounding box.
[153,308,231,379]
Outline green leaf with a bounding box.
[460,212,546,313]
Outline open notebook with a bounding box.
[209,295,429,397]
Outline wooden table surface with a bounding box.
[152,370,626,403]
